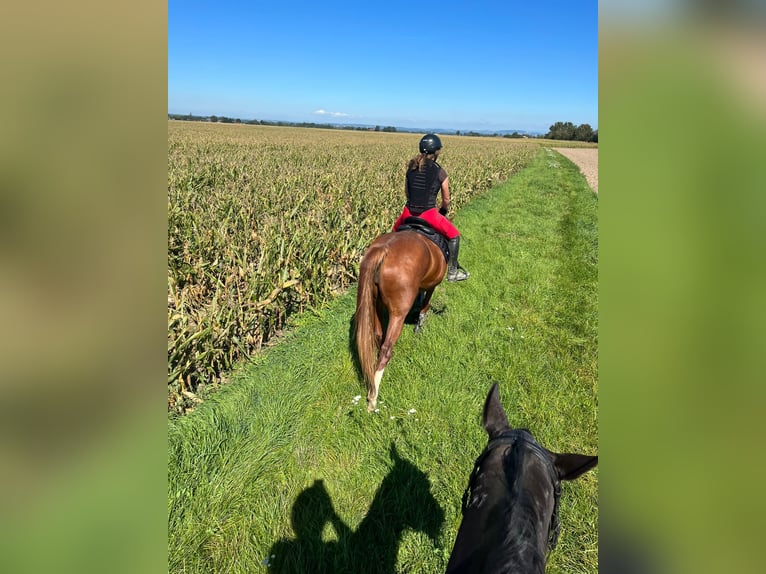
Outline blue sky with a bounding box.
[168,1,597,133]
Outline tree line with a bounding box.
[167,113,398,132]
[167,114,597,142]
[544,121,597,142]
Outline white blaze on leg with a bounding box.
[368,369,385,412]
[373,369,384,400]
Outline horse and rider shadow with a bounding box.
[268,443,444,574]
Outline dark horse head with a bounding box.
[446,383,598,574]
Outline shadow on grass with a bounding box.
[268,443,444,574]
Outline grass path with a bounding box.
[168,148,598,573]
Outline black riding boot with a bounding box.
[447,237,470,282]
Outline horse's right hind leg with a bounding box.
[414,288,436,333]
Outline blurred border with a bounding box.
[601,1,765,572]
[0,2,167,572]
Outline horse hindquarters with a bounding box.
[369,259,423,404]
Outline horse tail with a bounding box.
[355,244,387,395]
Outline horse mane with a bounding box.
[465,445,552,574]
[499,479,549,573]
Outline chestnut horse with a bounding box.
[354,229,446,412]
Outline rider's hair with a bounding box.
[408,152,436,172]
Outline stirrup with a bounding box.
[447,267,470,282]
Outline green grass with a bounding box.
[168,148,598,573]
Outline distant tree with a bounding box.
[545,121,597,141]
[546,121,576,140]
[574,123,594,142]
[374,125,381,132]
[210,115,218,123]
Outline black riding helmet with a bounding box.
[419,133,442,154]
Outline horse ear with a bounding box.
[483,382,510,438]
[551,452,598,481]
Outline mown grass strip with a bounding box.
[168,147,598,573]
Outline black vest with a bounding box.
[406,159,442,214]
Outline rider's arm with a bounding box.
[439,177,451,213]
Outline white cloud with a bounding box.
[314,109,351,118]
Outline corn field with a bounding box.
[168,121,538,413]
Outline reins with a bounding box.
[460,430,562,550]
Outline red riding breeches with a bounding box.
[392,207,460,240]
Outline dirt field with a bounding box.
[553,147,598,194]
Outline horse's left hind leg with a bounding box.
[367,314,406,412]
[414,288,436,334]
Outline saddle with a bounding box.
[396,216,449,261]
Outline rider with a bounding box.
[392,133,470,282]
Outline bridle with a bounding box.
[460,430,562,551]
